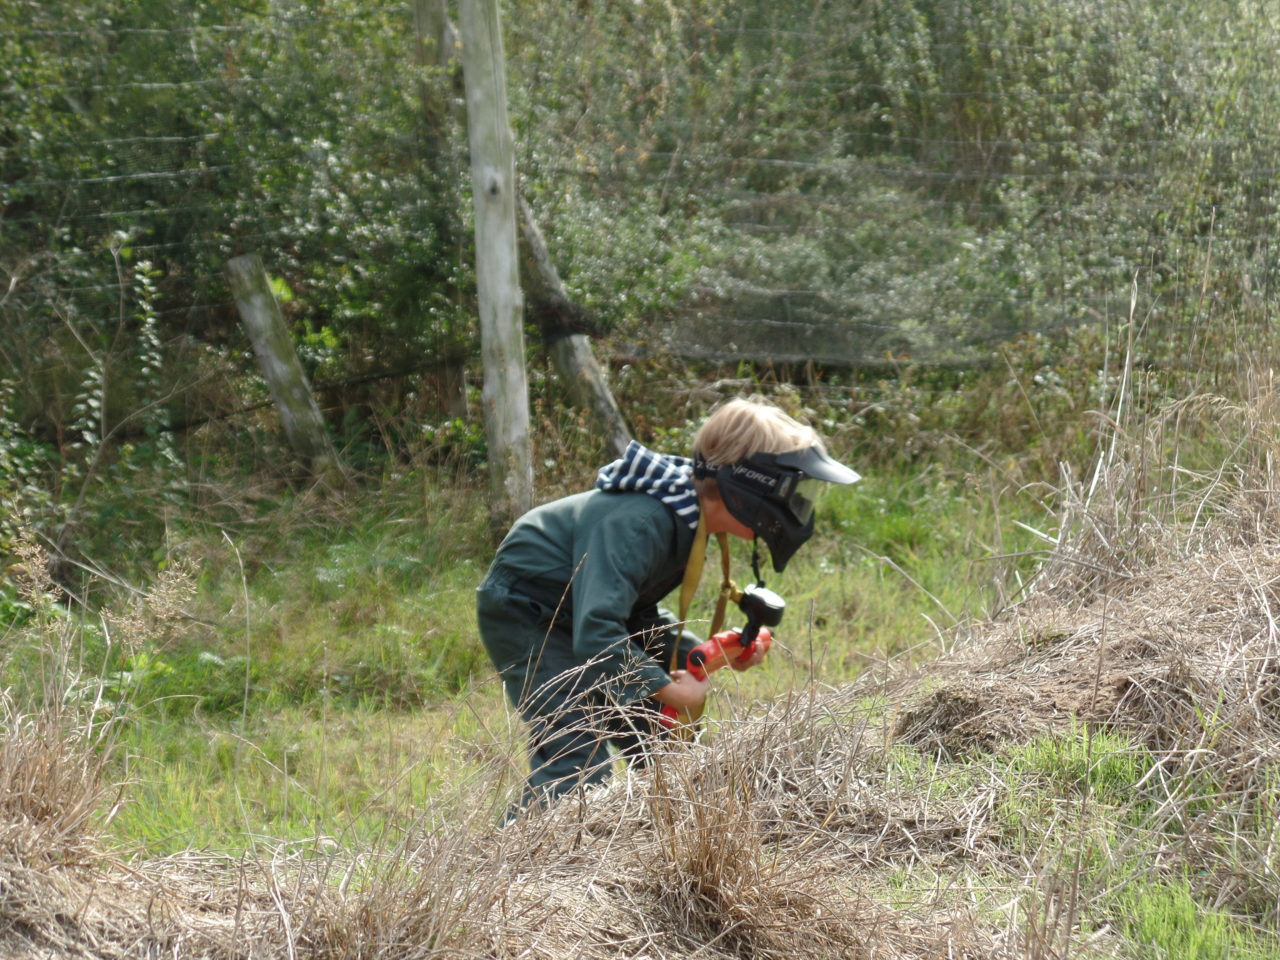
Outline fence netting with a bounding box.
[3,0,1278,424]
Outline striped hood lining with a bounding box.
[595,440,700,531]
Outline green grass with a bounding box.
[858,729,1280,960]
[0,479,502,855]
[986,724,1280,958]
[119,485,494,718]
[86,438,1061,855]
[1008,725,1155,806]
[1113,881,1280,960]
[109,688,518,856]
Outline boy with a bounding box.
[476,397,859,807]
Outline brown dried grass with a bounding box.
[0,669,1017,958]
[896,383,1280,775]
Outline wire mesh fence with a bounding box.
[3,0,1279,404]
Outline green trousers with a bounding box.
[476,566,697,807]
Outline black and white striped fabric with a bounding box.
[595,440,700,531]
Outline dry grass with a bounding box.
[0,666,1020,958]
[8,382,1280,957]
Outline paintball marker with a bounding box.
[659,583,785,727]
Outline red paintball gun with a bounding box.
[659,583,785,727]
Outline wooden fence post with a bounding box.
[458,0,533,532]
[225,253,347,492]
[518,196,632,459]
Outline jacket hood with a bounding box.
[596,440,700,531]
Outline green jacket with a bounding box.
[482,489,697,704]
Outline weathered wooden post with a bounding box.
[518,196,633,459]
[224,253,347,492]
[458,0,533,532]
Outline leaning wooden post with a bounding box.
[518,195,633,459]
[225,253,347,492]
[458,0,533,532]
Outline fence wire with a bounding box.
[2,0,1278,381]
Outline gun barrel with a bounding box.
[686,626,773,680]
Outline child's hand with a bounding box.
[729,643,769,671]
[653,669,710,710]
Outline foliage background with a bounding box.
[5,0,1279,478]
[4,0,1279,648]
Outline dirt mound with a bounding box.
[892,677,1051,758]
[319,687,1017,960]
[893,542,1280,768]
[0,851,298,959]
[0,704,293,959]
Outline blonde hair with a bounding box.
[692,397,820,467]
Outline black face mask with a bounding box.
[695,445,860,572]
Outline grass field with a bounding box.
[70,451,1045,858]
[6,338,1280,958]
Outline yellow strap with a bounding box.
[669,518,735,736]
[673,519,739,672]
[673,516,708,672]
[709,530,737,636]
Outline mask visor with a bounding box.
[785,476,822,526]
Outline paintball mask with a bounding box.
[694,445,861,572]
